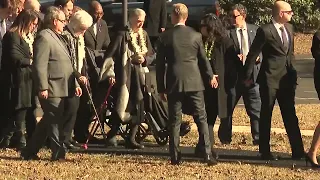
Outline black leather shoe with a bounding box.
[195,147,219,159]
[220,140,231,145]
[65,143,80,150]
[204,154,218,166]
[21,151,40,160]
[171,153,182,165]
[260,153,278,160]
[253,139,259,146]
[124,139,144,149]
[105,137,118,147]
[51,150,66,161]
[0,138,9,149]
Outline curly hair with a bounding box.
[200,13,227,42]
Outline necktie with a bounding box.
[239,28,249,65]
[279,26,289,54]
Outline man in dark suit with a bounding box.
[244,1,305,160]
[84,0,110,51]
[21,7,82,161]
[156,3,217,166]
[218,4,261,145]
[143,0,166,49]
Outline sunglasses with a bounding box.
[231,14,241,19]
[282,10,293,14]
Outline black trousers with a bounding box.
[74,91,92,142]
[2,108,28,146]
[167,91,212,160]
[259,83,304,156]
[24,97,67,158]
[218,83,261,142]
[62,96,80,144]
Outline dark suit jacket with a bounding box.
[156,25,213,94]
[143,0,167,37]
[1,31,33,110]
[229,23,262,83]
[84,19,110,50]
[244,22,296,89]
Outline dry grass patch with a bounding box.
[182,104,320,130]
[294,33,313,55]
[0,132,319,180]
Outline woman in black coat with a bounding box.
[0,10,39,150]
[306,31,320,167]
[196,13,238,154]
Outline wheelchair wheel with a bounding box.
[154,135,168,146]
[154,129,168,146]
[135,124,148,143]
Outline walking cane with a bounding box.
[82,84,113,149]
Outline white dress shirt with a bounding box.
[272,19,289,44]
[93,23,97,37]
[236,24,249,64]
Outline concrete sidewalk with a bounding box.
[190,124,314,136]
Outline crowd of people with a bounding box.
[0,0,318,168]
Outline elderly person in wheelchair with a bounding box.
[101,8,153,149]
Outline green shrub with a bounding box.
[218,0,320,32]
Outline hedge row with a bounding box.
[218,0,320,32]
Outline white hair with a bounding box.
[69,10,93,32]
[129,8,146,19]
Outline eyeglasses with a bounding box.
[282,10,293,15]
[231,14,241,19]
[57,19,66,24]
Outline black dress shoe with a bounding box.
[51,150,66,161]
[0,138,9,149]
[21,151,40,160]
[171,153,182,165]
[220,140,231,145]
[124,139,144,149]
[260,153,278,160]
[253,139,259,146]
[195,147,219,159]
[105,137,118,147]
[65,143,80,150]
[204,154,218,166]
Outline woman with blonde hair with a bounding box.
[0,9,39,150]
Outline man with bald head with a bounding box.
[24,0,40,12]
[243,1,305,160]
[84,0,110,50]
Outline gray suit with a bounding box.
[218,23,261,143]
[23,29,78,160]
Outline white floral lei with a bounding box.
[204,40,214,60]
[22,33,34,57]
[129,28,148,55]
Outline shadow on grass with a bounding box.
[69,143,310,169]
